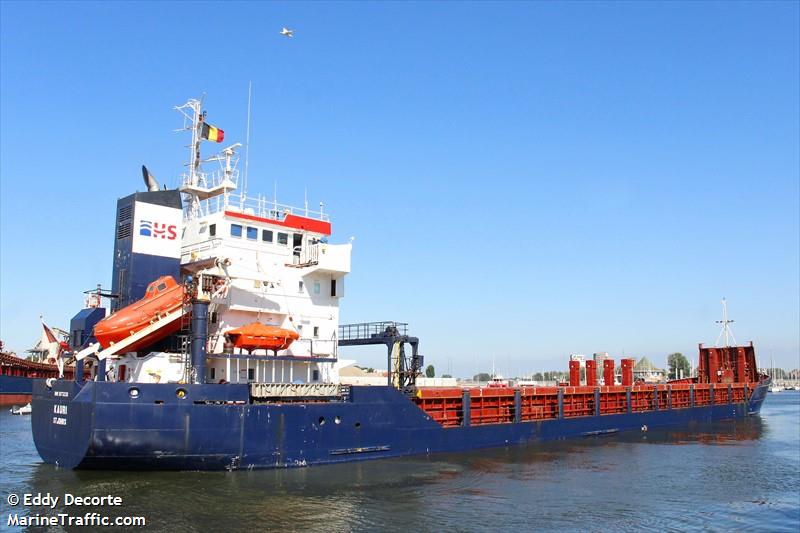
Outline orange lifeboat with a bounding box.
[225,322,300,354]
[94,276,185,352]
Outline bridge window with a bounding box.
[298,281,304,292]
[246,227,258,240]
[331,279,337,297]
[313,326,319,338]
[314,281,320,294]
[248,368,255,381]
[312,370,320,381]
[277,232,288,245]
[262,229,273,242]
[209,224,216,237]
[230,224,242,238]
[210,368,216,380]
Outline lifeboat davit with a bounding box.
[94,276,185,352]
[225,322,300,353]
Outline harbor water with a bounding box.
[1,392,798,532]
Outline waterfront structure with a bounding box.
[633,357,666,383]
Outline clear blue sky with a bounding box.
[1,1,798,375]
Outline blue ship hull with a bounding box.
[0,375,33,405]
[31,379,769,470]
[0,374,33,394]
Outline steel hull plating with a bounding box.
[32,380,769,470]
[0,375,33,405]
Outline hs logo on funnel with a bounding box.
[139,220,177,240]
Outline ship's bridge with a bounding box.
[177,140,342,272]
[180,192,349,278]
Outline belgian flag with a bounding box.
[201,123,225,143]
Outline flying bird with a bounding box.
[280,27,294,38]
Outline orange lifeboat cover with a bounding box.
[94,276,185,351]
[225,322,299,352]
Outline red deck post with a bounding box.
[569,360,581,386]
[621,358,634,387]
[707,348,719,384]
[585,359,597,387]
[603,359,615,386]
[735,347,748,383]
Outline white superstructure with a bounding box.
[106,98,351,387]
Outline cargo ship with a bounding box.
[31,98,770,470]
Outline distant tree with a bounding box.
[541,371,568,382]
[425,365,435,378]
[474,372,492,382]
[668,353,691,380]
[533,372,544,381]
[442,374,452,378]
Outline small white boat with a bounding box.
[10,403,32,415]
[768,385,784,393]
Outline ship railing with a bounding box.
[206,338,337,359]
[291,338,338,358]
[338,322,409,342]
[250,382,345,400]
[181,238,224,256]
[295,243,320,265]
[181,167,238,192]
[194,190,330,223]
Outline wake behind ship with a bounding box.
[31,98,770,470]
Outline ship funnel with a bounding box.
[142,165,160,192]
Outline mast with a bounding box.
[715,297,737,348]
[242,81,252,209]
[174,98,204,218]
[175,97,240,220]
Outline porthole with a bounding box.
[354,422,361,429]
[129,387,140,398]
[334,416,341,425]
[176,388,187,399]
[318,416,326,425]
